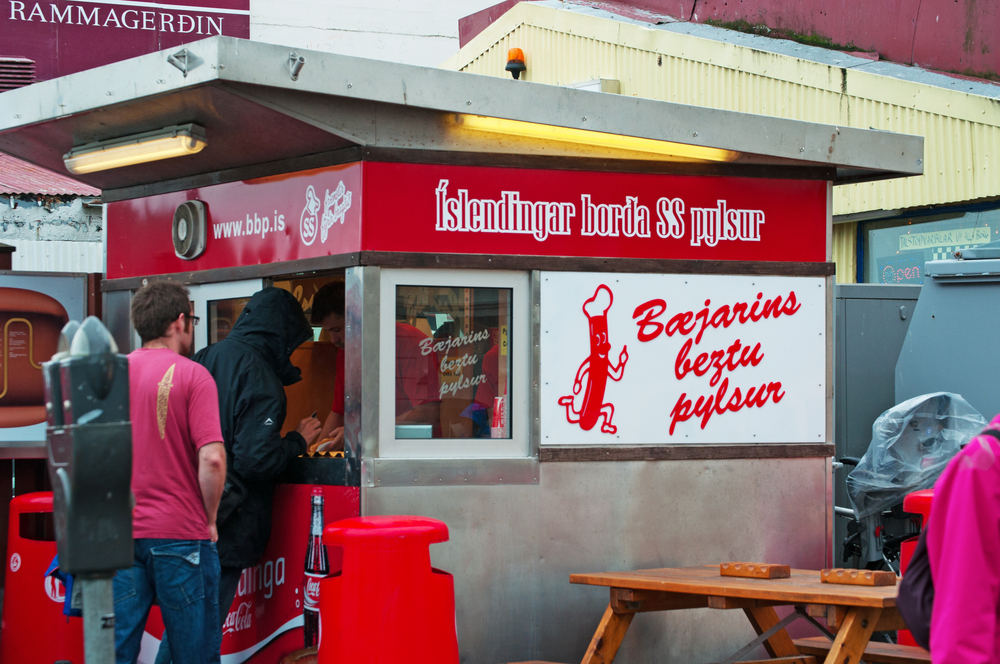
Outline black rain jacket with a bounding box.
[193,287,313,568]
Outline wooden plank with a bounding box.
[821,568,896,586]
[743,606,801,658]
[706,596,787,609]
[580,604,634,664]
[821,606,880,664]
[825,606,906,632]
[721,562,791,579]
[540,444,835,462]
[610,588,708,613]
[793,637,930,664]
[712,657,817,664]
[569,566,898,608]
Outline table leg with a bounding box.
[821,607,881,664]
[743,607,801,658]
[580,603,635,664]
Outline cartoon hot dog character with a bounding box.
[558,284,628,434]
[0,287,69,428]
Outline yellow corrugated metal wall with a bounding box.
[831,223,857,284]
[448,4,1000,224]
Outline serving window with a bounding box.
[379,269,529,459]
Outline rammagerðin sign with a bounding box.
[1,0,249,82]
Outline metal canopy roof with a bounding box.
[0,37,923,193]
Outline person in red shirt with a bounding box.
[312,283,440,449]
[114,281,227,664]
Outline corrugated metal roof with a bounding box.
[445,1,1000,217]
[8,240,103,273]
[0,153,101,196]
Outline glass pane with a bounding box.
[395,285,512,439]
[208,297,251,344]
[863,209,1000,284]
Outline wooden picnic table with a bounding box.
[570,565,905,664]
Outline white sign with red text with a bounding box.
[540,272,826,444]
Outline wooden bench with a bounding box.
[793,637,930,663]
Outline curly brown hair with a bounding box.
[131,281,191,343]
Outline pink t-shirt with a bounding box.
[128,348,223,540]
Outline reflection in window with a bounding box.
[395,285,511,440]
[208,297,251,344]
[864,209,1000,284]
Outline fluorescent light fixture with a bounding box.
[452,114,739,163]
[63,124,206,174]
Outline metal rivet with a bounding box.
[693,131,698,137]
[466,100,472,105]
[347,83,353,88]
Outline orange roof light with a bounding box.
[505,48,526,80]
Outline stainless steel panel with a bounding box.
[345,265,379,463]
[531,271,541,461]
[362,458,828,664]
[366,457,539,487]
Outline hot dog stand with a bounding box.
[0,36,923,663]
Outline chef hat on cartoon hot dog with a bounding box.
[582,285,613,319]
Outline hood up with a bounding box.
[227,287,313,385]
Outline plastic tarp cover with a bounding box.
[846,392,986,564]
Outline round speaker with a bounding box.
[172,200,206,260]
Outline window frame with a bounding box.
[377,268,532,459]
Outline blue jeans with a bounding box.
[113,539,221,664]
[155,565,242,664]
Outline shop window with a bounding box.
[863,209,1000,284]
[208,297,250,344]
[379,269,530,458]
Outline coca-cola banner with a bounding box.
[136,484,359,664]
[1,0,249,82]
[540,272,827,445]
[362,162,827,263]
[106,163,362,280]
[106,161,826,280]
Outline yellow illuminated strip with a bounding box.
[452,114,739,163]
[65,134,206,175]
[0,318,43,400]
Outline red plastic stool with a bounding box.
[0,492,84,663]
[317,516,459,664]
[898,489,934,647]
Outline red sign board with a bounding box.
[106,162,362,279]
[106,161,827,279]
[362,162,827,263]
[1,0,249,82]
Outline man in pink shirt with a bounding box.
[926,413,1000,663]
[113,282,227,664]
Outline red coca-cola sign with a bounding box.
[106,161,827,280]
[1,0,249,83]
[138,484,359,663]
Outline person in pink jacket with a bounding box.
[926,413,1000,663]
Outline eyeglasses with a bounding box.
[186,313,201,326]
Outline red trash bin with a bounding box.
[0,491,84,664]
[898,489,934,648]
[317,516,459,664]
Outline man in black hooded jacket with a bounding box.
[193,287,321,626]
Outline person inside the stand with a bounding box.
[115,281,227,664]
[158,287,321,663]
[311,282,441,450]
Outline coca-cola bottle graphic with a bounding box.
[303,486,329,648]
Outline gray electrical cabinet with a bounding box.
[834,283,921,563]
[897,254,1000,420]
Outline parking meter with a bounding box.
[44,316,133,576]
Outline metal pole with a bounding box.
[80,575,116,663]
